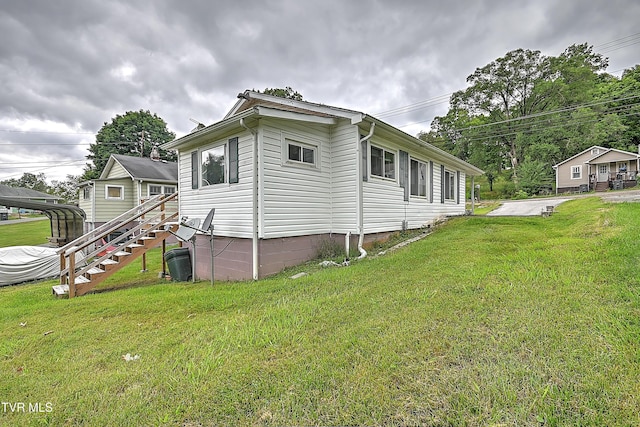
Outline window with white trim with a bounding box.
[105,185,124,200]
[410,158,427,197]
[192,137,238,189]
[444,170,455,200]
[149,185,162,196]
[371,145,395,179]
[287,140,316,166]
[201,144,226,186]
[82,186,91,200]
[571,165,581,179]
[148,184,175,196]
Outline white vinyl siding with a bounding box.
[329,121,359,233]
[178,132,254,238]
[261,119,332,238]
[172,118,470,240]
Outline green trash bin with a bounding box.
[164,248,192,281]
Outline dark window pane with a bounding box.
[371,146,383,177]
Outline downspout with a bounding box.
[357,122,375,259]
[240,118,259,280]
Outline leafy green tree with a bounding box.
[50,175,80,204]
[83,110,176,180]
[517,159,554,195]
[451,48,556,174]
[262,86,304,100]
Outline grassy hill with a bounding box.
[1,198,639,426]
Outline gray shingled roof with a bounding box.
[0,184,60,200]
[111,154,178,182]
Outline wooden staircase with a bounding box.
[53,192,179,298]
[595,181,609,192]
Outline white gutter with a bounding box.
[240,118,259,280]
[357,122,376,259]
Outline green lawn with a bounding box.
[0,218,50,247]
[1,198,639,426]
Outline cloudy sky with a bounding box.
[0,0,638,183]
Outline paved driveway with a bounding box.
[486,198,571,216]
[486,189,640,216]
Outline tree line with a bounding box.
[418,43,640,197]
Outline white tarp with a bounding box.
[0,246,85,286]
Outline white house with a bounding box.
[162,90,483,281]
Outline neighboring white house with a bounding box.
[78,153,178,235]
[553,146,640,193]
[162,90,484,281]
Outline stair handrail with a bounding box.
[58,192,178,256]
[62,211,178,280]
[59,191,178,293]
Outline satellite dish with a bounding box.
[176,218,200,241]
[203,208,215,231]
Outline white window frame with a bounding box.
[444,169,456,201]
[410,158,427,198]
[148,184,176,196]
[286,140,316,167]
[370,144,396,180]
[571,165,582,179]
[82,186,91,200]
[281,132,320,170]
[200,142,227,187]
[148,184,162,196]
[105,185,124,200]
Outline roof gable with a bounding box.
[225,90,364,122]
[554,146,608,168]
[100,154,178,182]
[587,148,640,164]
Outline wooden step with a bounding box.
[72,275,91,284]
[100,259,119,270]
[86,267,106,279]
[112,251,132,261]
[52,284,69,296]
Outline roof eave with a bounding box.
[363,115,484,176]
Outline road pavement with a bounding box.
[0,216,49,226]
[486,189,640,216]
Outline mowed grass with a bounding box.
[1,198,639,426]
[0,218,50,247]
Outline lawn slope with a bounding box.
[1,198,639,426]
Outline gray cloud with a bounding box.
[0,0,638,181]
